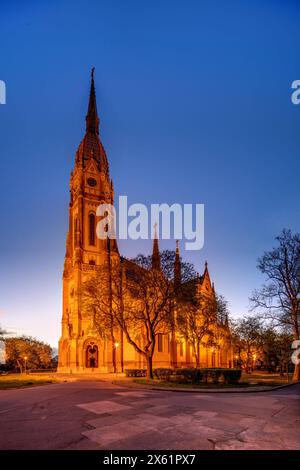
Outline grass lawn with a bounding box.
[133,371,293,389]
[0,373,58,390]
[242,371,292,386]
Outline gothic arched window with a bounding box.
[89,213,96,246]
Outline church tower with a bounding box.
[58,70,118,372]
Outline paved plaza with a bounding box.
[0,380,299,450]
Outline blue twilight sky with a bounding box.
[0,0,300,347]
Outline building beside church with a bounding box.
[58,71,233,373]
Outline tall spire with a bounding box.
[204,260,210,277]
[152,223,161,270]
[174,240,181,288]
[75,70,109,173]
[202,260,212,288]
[86,67,99,135]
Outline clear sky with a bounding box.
[0,0,300,347]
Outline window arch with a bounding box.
[89,213,96,246]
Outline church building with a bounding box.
[58,71,233,373]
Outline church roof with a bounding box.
[75,68,109,175]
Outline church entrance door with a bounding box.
[85,343,98,368]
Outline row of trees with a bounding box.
[82,229,300,381]
[0,333,54,372]
[250,229,300,381]
[229,229,300,381]
[231,316,293,375]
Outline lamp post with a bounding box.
[253,353,257,371]
[24,356,27,374]
[114,342,119,376]
[235,354,238,368]
[211,347,215,367]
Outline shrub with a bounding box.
[125,369,147,377]
[200,368,241,384]
[222,369,242,384]
[175,368,202,384]
[153,368,174,381]
[200,368,223,384]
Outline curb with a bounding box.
[111,379,300,394]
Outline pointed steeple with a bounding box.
[86,67,100,135]
[152,223,161,270]
[75,69,109,174]
[174,240,181,288]
[204,260,210,278]
[202,260,212,289]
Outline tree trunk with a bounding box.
[146,354,153,380]
[292,362,300,382]
[195,342,200,368]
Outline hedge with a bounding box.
[153,368,174,381]
[174,368,202,384]
[222,369,242,384]
[199,368,242,384]
[125,369,147,377]
[125,367,242,384]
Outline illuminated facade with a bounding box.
[58,71,233,373]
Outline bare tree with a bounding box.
[232,316,263,373]
[250,229,300,381]
[177,289,217,368]
[213,294,232,365]
[260,327,293,379]
[81,250,196,379]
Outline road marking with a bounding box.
[77,400,130,414]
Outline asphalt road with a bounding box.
[0,381,299,450]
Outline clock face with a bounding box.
[87,177,97,187]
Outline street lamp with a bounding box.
[114,342,119,375]
[211,347,215,367]
[24,356,27,374]
[253,353,257,371]
[235,354,238,368]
